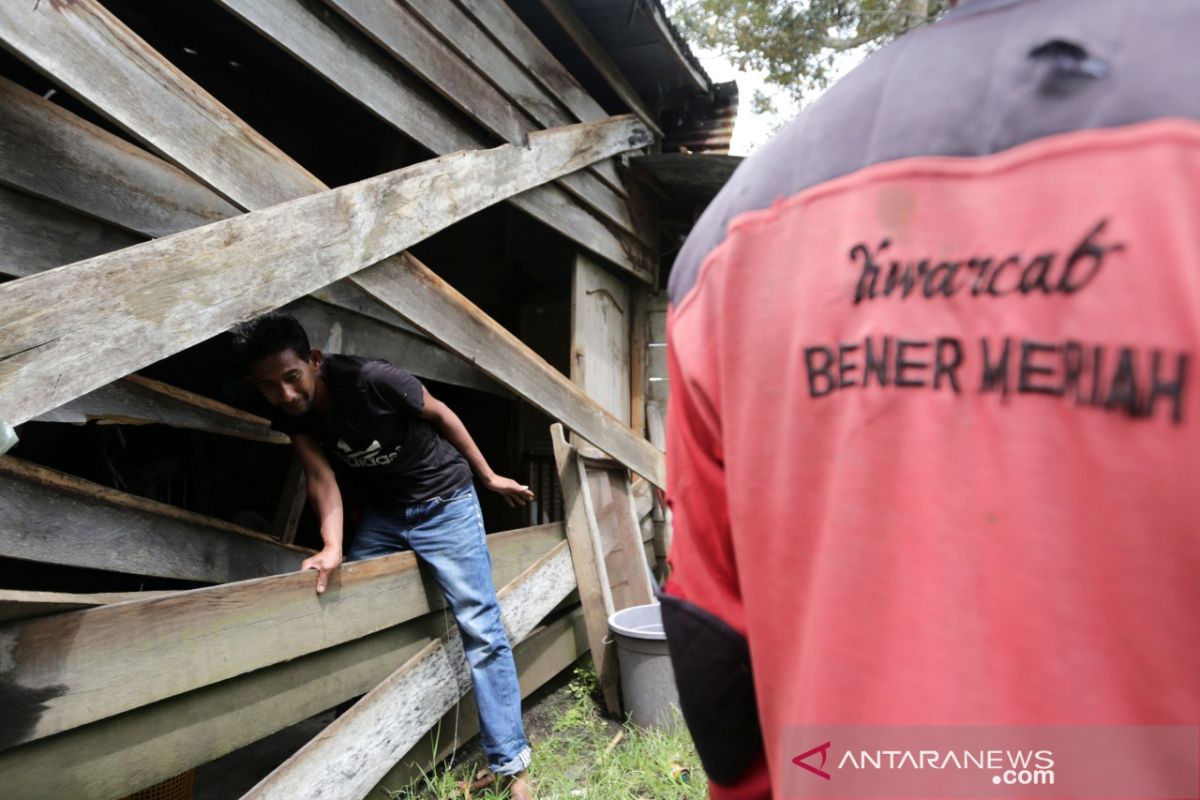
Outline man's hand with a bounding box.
[483,474,535,507]
[300,546,343,594]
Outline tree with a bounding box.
[668,0,951,112]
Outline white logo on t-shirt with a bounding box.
[334,438,399,468]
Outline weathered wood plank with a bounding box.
[571,252,632,426]
[0,75,479,395]
[0,183,142,279]
[630,285,649,437]
[288,297,506,396]
[454,0,619,145]
[214,0,651,279]
[35,374,288,444]
[535,0,663,139]
[242,541,576,799]
[354,253,666,487]
[0,599,583,800]
[0,115,651,427]
[0,589,176,624]
[0,75,240,237]
[0,0,322,211]
[367,608,588,798]
[0,522,563,750]
[0,456,310,583]
[551,423,621,714]
[415,0,640,188]
[270,455,307,544]
[327,0,642,243]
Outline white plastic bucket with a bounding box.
[608,603,680,728]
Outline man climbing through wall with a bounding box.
[661,0,1200,798]
[232,311,535,800]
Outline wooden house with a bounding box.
[0,1,738,797]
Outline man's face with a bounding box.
[247,348,322,417]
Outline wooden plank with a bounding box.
[0,522,563,751]
[0,589,176,624]
[0,75,240,237]
[420,0,641,189]
[0,74,479,394]
[0,183,142,279]
[0,0,322,211]
[590,467,655,611]
[0,115,651,427]
[630,285,649,437]
[354,253,666,488]
[289,297,505,396]
[454,0,621,144]
[535,0,664,138]
[0,456,310,583]
[571,252,632,426]
[328,0,642,243]
[0,0,648,275]
[0,598,583,800]
[242,540,577,800]
[550,422,620,714]
[270,455,307,544]
[214,0,651,279]
[35,374,289,444]
[368,607,588,798]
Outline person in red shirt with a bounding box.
[660,1,1200,797]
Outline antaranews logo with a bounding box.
[781,726,1198,799]
[792,741,832,780]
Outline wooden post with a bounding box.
[551,423,621,714]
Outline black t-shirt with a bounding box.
[271,355,472,504]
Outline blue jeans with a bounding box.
[347,482,531,775]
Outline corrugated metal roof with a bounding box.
[564,0,710,98]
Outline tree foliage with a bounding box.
[668,0,952,109]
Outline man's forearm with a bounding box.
[307,474,345,553]
[433,410,495,481]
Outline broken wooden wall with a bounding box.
[0,0,718,795]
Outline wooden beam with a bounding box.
[368,608,588,797]
[535,0,664,138]
[0,598,583,800]
[0,1,322,211]
[0,75,240,237]
[571,252,632,426]
[0,456,309,583]
[0,589,176,624]
[0,0,648,285]
[0,74,493,399]
[0,183,142,280]
[288,297,506,397]
[354,254,666,487]
[0,115,650,427]
[242,541,577,799]
[270,454,307,545]
[212,0,652,279]
[34,374,288,444]
[0,522,563,751]
[455,0,629,139]
[631,285,650,437]
[325,0,643,244]
[550,423,621,714]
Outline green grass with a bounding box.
[387,667,708,799]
